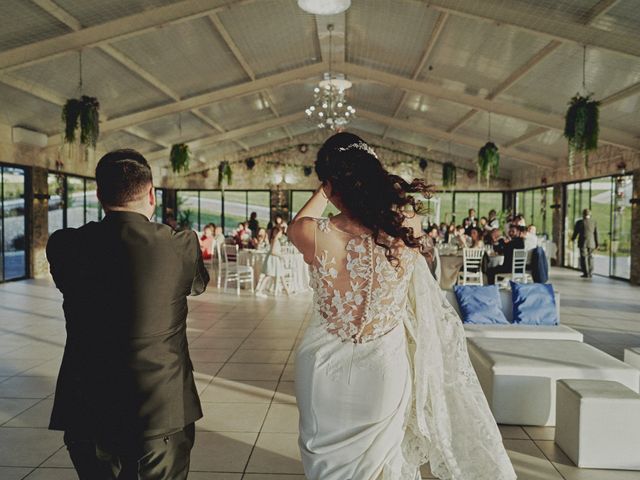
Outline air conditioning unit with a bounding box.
[12,127,48,148]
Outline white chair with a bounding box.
[458,248,484,285]
[496,249,532,286]
[221,244,254,295]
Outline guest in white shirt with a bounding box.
[524,224,538,251]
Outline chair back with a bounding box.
[511,249,528,281]
[461,248,484,285]
[223,244,238,265]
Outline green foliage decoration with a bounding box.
[442,162,456,189]
[564,93,600,175]
[170,144,191,174]
[218,161,233,187]
[61,96,100,148]
[477,141,500,184]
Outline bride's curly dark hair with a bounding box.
[315,132,433,267]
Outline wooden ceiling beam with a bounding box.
[343,63,639,150]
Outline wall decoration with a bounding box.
[298,143,309,153]
[245,157,256,170]
[303,166,314,177]
[419,158,428,171]
[442,162,456,189]
[170,144,190,173]
[218,161,233,187]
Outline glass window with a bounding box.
[437,191,454,225]
[247,191,270,231]
[176,191,198,231]
[1,166,27,280]
[199,191,223,230]
[223,191,248,234]
[454,192,477,223]
[153,188,163,223]
[48,173,65,235]
[611,175,632,279]
[290,190,338,219]
[66,176,85,228]
[478,192,503,223]
[85,179,101,223]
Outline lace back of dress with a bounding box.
[310,218,417,343]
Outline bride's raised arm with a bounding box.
[287,185,328,264]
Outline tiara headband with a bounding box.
[336,141,378,159]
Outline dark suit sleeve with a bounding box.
[189,232,209,296]
[571,221,580,241]
[594,223,598,248]
[46,229,72,293]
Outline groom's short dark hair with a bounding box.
[96,149,153,207]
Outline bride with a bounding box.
[287,132,515,480]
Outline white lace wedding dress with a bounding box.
[295,218,516,480]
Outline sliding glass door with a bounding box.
[1,166,27,281]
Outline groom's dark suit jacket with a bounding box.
[46,211,209,441]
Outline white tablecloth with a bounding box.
[238,250,310,294]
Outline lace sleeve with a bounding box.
[397,257,516,480]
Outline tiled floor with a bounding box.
[0,268,638,479]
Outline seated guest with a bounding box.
[445,222,456,243]
[478,216,488,231]
[453,225,471,249]
[485,227,502,251]
[426,224,440,242]
[199,223,215,260]
[524,224,538,251]
[267,214,288,234]
[485,209,500,231]
[487,224,525,284]
[234,222,252,247]
[439,222,448,238]
[463,208,477,231]
[251,228,269,251]
[469,227,484,249]
[514,214,526,227]
[213,226,225,247]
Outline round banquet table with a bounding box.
[238,250,311,295]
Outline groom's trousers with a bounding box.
[64,423,195,480]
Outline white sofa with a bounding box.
[467,338,640,426]
[555,379,640,470]
[445,289,583,341]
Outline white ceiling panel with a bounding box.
[9,48,170,118]
[0,83,62,135]
[349,81,404,117]
[0,0,70,53]
[397,94,472,131]
[347,0,439,77]
[217,0,318,78]
[198,94,276,131]
[240,127,290,149]
[136,112,214,144]
[111,16,250,98]
[100,130,160,153]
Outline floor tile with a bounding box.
[190,349,236,363]
[0,467,32,479]
[273,381,296,404]
[229,349,290,364]
[499,425,529,439]
[0,398,41,424]
[190,432,257,472]
[524,426,556,441]
[504,439,564,480]
[23,468,77,479]
[200,378,276,404]
[189,474,242,480]
[262,404,299,434]
[0,376,56,399]
[4,399,54,428]
[0,428,63,467]
[196,403,269,432]
[245,433,304,474]
[217,363,286,381]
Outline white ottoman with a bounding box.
[467,338,640,426]
[624,347,640,370]
[464,324,583,341]
[555,379,640,469]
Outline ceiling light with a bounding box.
[297,0,351,15]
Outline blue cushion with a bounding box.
[453,285,509,324]
[510,282,558,325]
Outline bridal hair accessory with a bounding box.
[336,141,378,158]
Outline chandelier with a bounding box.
[297,0,351,15]
[305,24,355,130]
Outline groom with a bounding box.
[47,149,209,479]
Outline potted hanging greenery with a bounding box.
[564,93,600,175]
[303,166,313,177]
[61,96,100,148]
[218,161,233,187]
[245,157,256,170]
[170,144,190,173]
[442,162,456,189]
[419,158,428,171]
[477,141,500,184]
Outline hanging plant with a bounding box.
[61,99,82,144]
[477,141,500,184]
[245,157,255,170]
[79,96,100,148]
[170,144,191,173]
[218,161,232,187]
[419,158,428,171]
[442,162,456,189]
[564,93,600,175]
[61,96,100,148]
[303,166,313,177]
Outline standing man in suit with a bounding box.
[572,208,598,278]
[47,149,209,479]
